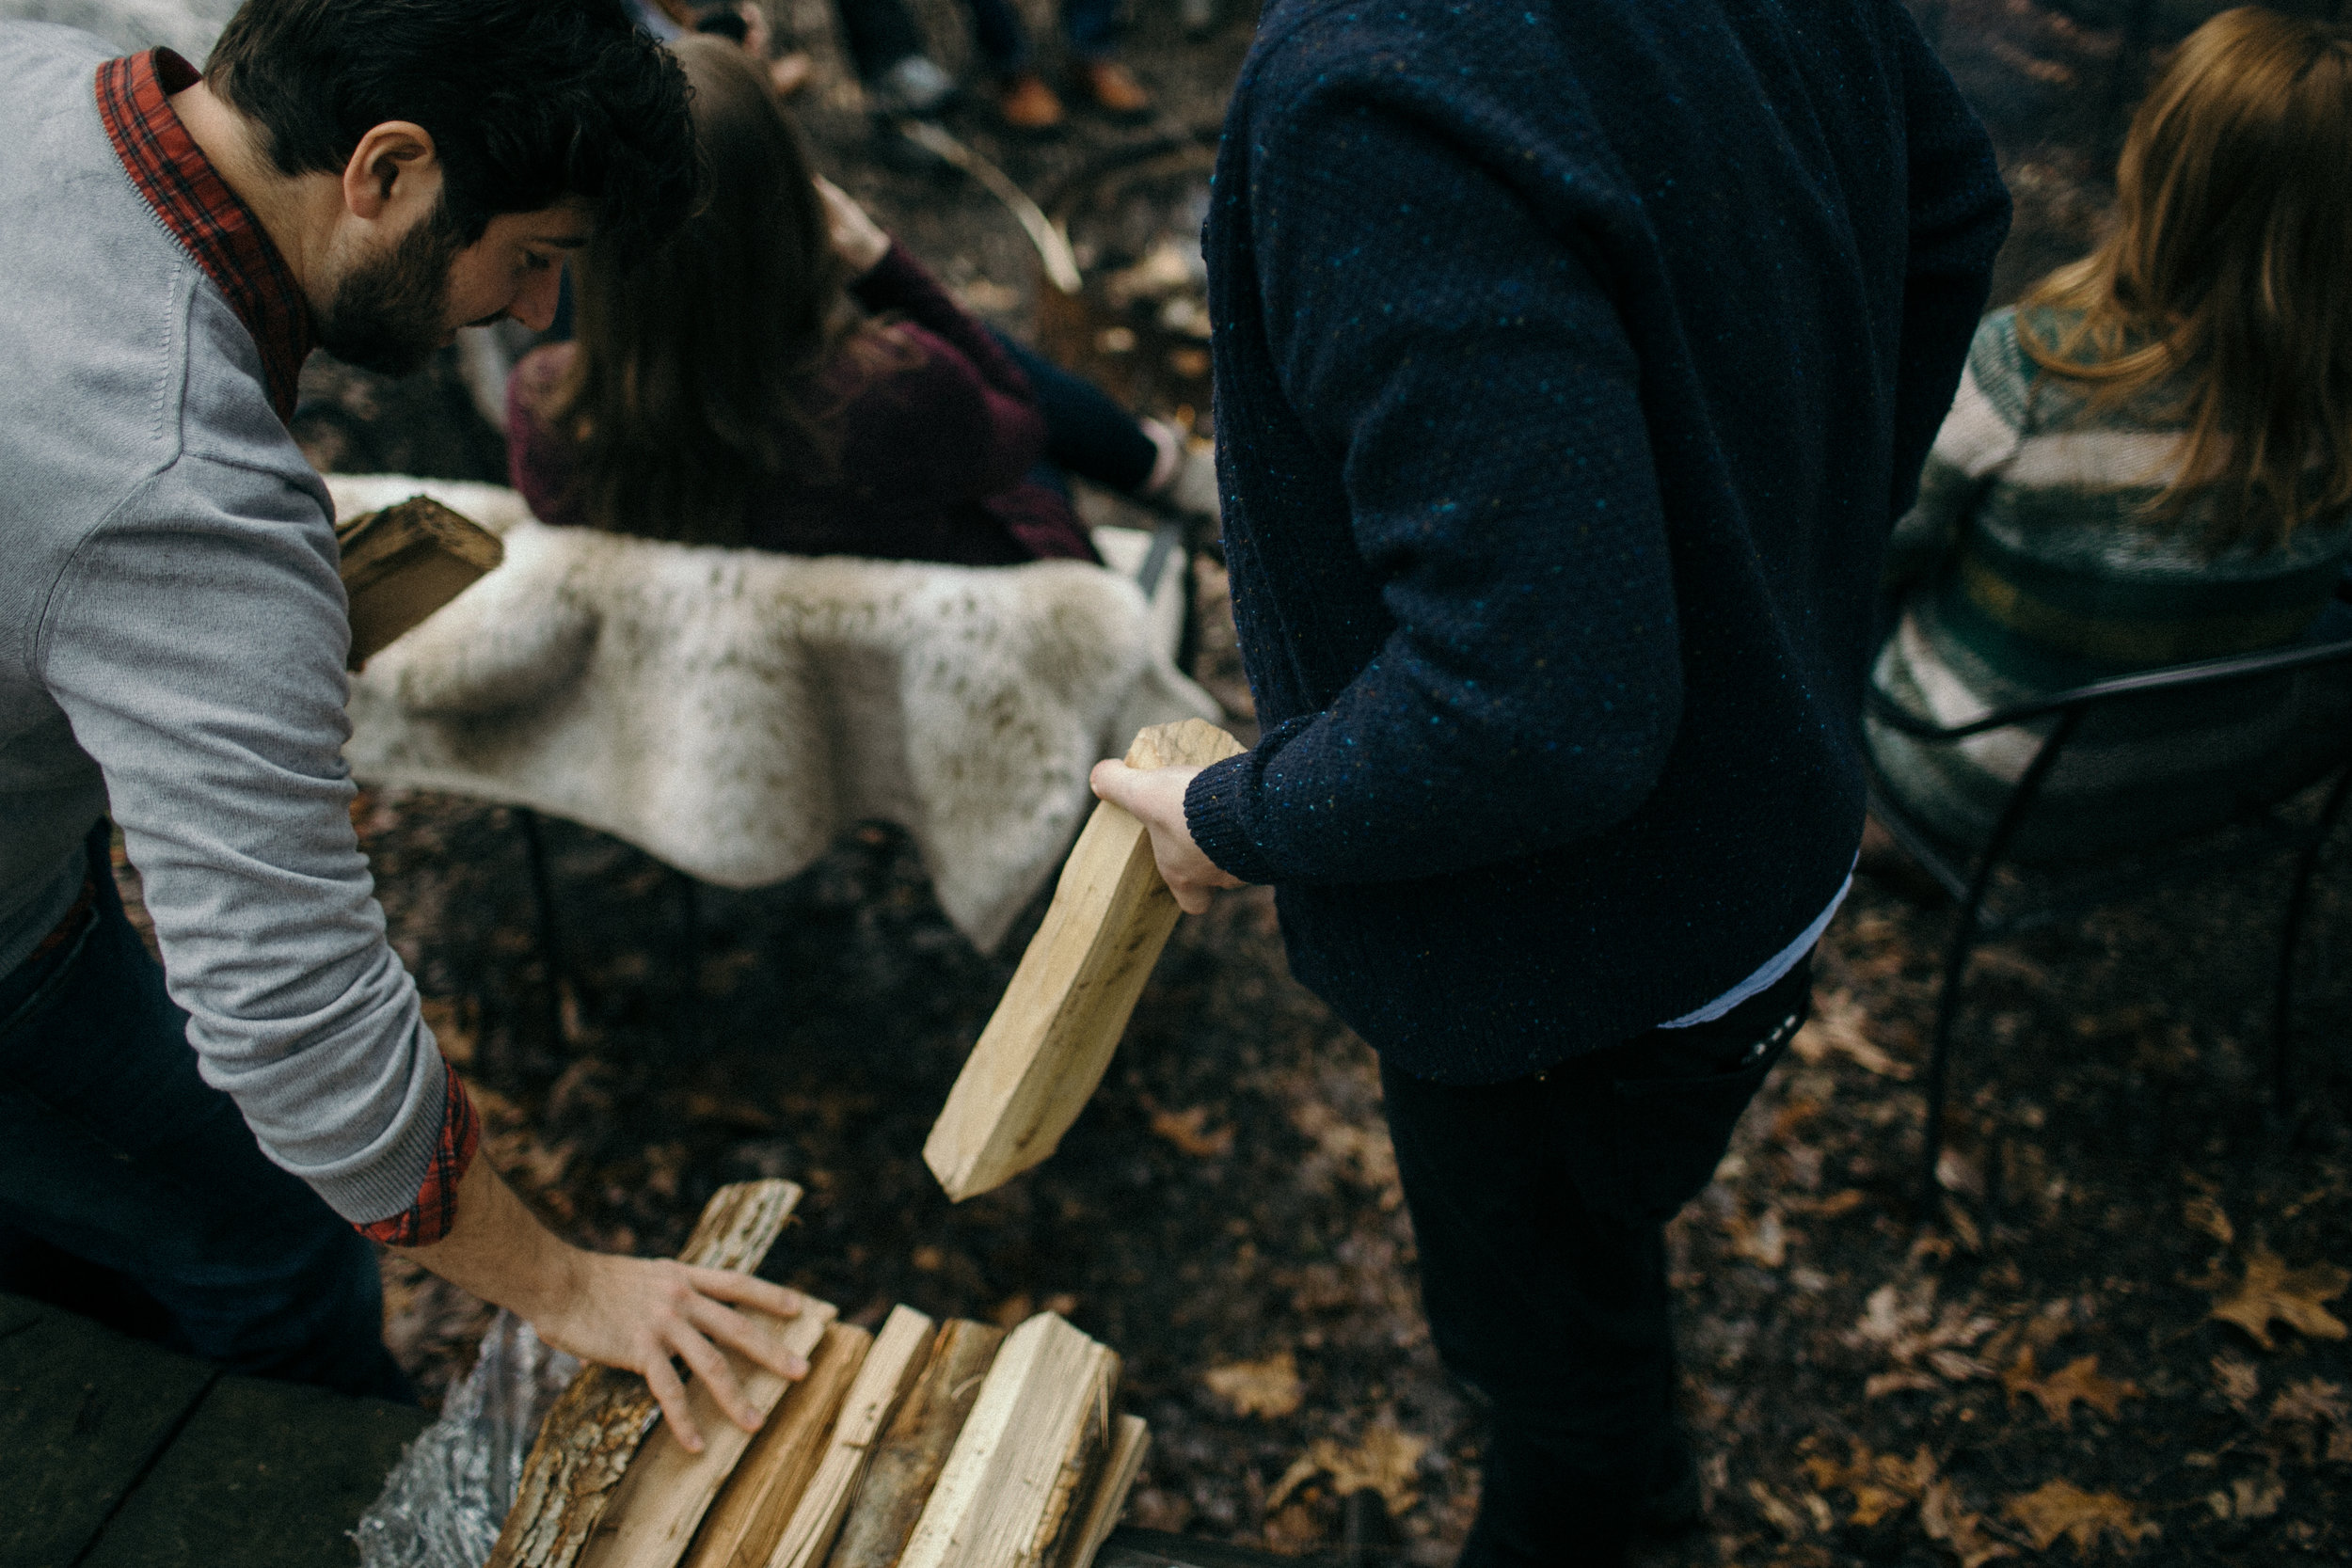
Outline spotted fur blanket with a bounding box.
[327,477,1218,954]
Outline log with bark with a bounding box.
[487,1180,806,1568]
[767,1306,936,1568]
[926,719,1245,1201]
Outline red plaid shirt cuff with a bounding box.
[356,1060,480,1247]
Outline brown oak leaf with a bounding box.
[2001,1350,2139,1427]
[1146,1101,1235,1158]
[1267,1419,1427,1513]
[2003,1481,2160,1553]
[2211,1354,2260,1412]
[2208,1245,2350,1351]
[1202,1350,1303,1419]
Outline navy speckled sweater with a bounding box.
[1184,0,2009,1083]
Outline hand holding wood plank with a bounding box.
[926,719,1246,1201]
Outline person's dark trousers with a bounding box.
[1380,956,1814,1568]
[956,0,1120,70]
[0,821,412,1402]
[992,332,1160,494]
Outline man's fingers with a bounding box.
[686,1266,803,1319]
[668,1323,764,1433]
[645,1353,704,1454]
[1089,757,1135,808]
[687,1293,809,1381]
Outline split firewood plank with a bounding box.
[335,495,503,667]
[896,1313,1121,1568]
[675,1320,868,1568]
[767,1306,937,1568]
[1058,1415,1149,1568]
[824,1319,1007,1568]
[927,719,1246,1201]
[488,1180,805,1568]
[574,1303,837,1568]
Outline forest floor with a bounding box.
[299,2,2352,1563]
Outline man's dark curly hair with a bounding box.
[204,0,697,255]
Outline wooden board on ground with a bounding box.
[926,719,1245,1201]
[489,1180,804,1568]
[1063,1415,1151,1568]
[78,1373,430,1568]
[897,1313,1121,1568]
[577,1302,836,1568]
[676,1319,866,1568]
[826,1318,1007,1568]
[0,1292,219,1568]
[767,1306,936,1568]
[336,494,503,667]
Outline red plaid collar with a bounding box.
[95,48,315,422]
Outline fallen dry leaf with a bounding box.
[1920,1478,2015,1567]
[1203,1350,1303,1418]
[1800,1442,1935,1527]
[2269,1377,2348,1430]
[2204,1473,2284,1522]
[2209,1245,2350,1351]
[2002,1351,2139,1426]
[1729,1206,1790,1268]
[1146,1101,1235,1159]
[1792,989,1913,1078]
[2183,1193,2234,1246]
[1266,1419,1428,1513]
[2211,1353,2260,1412]
[2003,1481,2159,1553]
[1746,1479,1812,1538]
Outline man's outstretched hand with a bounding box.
[1089,759,1244,914]
[398,1158,807,1453]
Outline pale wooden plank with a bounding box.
[897,1314,1120,1568]
[675,1320,866,1568]
[488,1180,804,1568]
[824,1319,1006,1568]
[926,720,1245,1200]
[766,1306,935,1568]
[576,1305,836,1568]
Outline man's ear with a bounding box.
[341,120,441,222]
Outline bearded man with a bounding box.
[0,0,803,1446]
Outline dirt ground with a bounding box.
[313,2,2352,1562]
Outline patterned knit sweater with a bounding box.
[1867,307,2352,855]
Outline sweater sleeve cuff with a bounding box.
[353,1060,480,1247]
[1184,752,1280,885]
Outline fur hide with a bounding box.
[327,477,1218,954]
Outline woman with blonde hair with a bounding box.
[1867,5,2352,857]
[507,34,1206,565]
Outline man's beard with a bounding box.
[316,200,468,377]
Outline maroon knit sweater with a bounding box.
[507,244,1098,566]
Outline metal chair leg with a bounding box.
[516,807,566,1045]
[2273,766,2352,1117]
[1918,709,2083,1216]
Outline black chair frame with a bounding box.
[1864,631,2352,1212]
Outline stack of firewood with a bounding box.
[486,1181,1145,1568]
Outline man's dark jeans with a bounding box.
[1381,958,1813,1568]
[0,824,409,1400]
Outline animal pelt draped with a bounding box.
[327,476,1218,954]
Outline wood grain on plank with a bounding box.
[824,1319,1006,1568]
[488,1180,804,1568]
[676,1320,866,1568]
[897,1313,1121,1568]
[926,720,1245,1200]
[767,1306,936,1568]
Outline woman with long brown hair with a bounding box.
[1867,5,2352,856]
[506,34,1205,565]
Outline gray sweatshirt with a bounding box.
[0,22,445,1224]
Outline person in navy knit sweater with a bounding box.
[1090,2,2010,1560]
